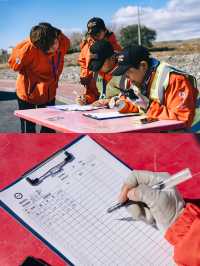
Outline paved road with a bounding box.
[0,91,20,132]
[0,80,81,132]
[0,91,66,132]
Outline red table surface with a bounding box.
[0,133,200,266]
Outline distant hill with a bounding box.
[152,38,200,56]
[1,38,200,69]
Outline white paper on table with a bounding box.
[48,104,104,111]
[83,111,140,120]
[0,136,174,266]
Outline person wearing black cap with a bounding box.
[77,17,122,102]
[112,45,199,131]
[76,40,130,107]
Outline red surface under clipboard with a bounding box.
[0,133,200,265]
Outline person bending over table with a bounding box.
[9,22,70,133]
[112,45,199,132]
[78,17,122,95]
[76,40,135,108]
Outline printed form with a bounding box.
[83,111,141,120]
[0,136,174,266]
[48,104,103,111]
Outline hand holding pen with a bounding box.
[108,169,191,231]
[74,89,87,105]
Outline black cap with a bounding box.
[87,17,106,36]
[88,40,114,72]
[112,45,150,76]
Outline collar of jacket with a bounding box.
[141,58,160,96]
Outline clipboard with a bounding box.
[83,111,140,120]
[0,136,84,266]
[0,136,174,266]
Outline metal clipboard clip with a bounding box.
[26,151,74,186]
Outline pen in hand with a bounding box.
[107,200,149,213]
[107,168,192,214]
[74,90,86,104]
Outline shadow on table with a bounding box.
[193,134,200,147]
[185,198,200,207]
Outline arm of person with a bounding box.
[58,32,70,54]
[92,98,110,107]
[119,170,200,266]
[8,40,33,72]
[76,78,99,105]
[78,41,93,80]
[165,203,200,266]
[147,73,197,127]
[108,33,122,52]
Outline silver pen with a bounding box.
[107,168,192,213]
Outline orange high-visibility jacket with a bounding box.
[147,73,198,127]
[8,33,70,104]
[78,32,122,79]
[165,204,200,266]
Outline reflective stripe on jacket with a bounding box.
[147,61,198,129]
[95,72,127,99]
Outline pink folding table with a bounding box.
[14,108,186,133]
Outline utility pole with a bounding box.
[137,5,142,45]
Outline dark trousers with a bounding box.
[17,97,56,133]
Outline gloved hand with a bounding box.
[108,96,120,109]
[92,99,110,107]
[75,95,87,105]
[131,85,149,111]
[118,170,185,231]
[116,99,139,113]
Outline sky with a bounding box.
[0,0,200,49]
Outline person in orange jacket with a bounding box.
[118,170,200,266]
[8,22,70,133]
[76,40,137,109]
[78,17,122,98]
[77,40,124,107]
[112,45,199,131]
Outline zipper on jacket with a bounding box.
[48,87,50,102]
[28,82,37,96]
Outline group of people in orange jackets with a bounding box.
[9,18,200,265]
[9,18,199,133]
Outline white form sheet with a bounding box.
[48,104,104,111]
[0,136,174,266]
[83,111,141,120]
